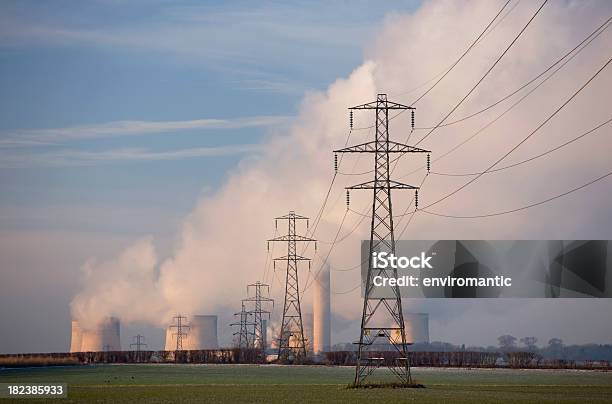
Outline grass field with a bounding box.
[1,364,611,403]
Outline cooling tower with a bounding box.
[164,326,176,351]
[164,315,218,350]
[188,315,218,349]
[313,264,331,354]
[404,313,429,344]
[69,320,82,353]
[75,317,121,352]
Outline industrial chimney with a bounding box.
[69,320,82,353]
[313,264,331,354]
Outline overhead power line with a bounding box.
[422,55,612,211]
[302,209,348,293]
[423,169,612,219]
[402,0,513,105]
[415,17,612,130]
[415,0,548,147]
[368,115,611,229]
[356,0,516,132]
[332,282,362,295]
[311,3,531,273]
[316,207,368,245]
[431,117,612,177]
[414,16,612,130]
[396,16,611,181]
[346,3,605,182]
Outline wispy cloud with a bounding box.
[0,144,260,168]
[0,1,398,91]
[0,116,291,147]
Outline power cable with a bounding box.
[301,209,349,293]
[301,0,547,291]
[332,282,362,295]
[396,17,611,181]
[404,0,513,106]
[415,0,548,147]
[413,16,611,131]
[422,55,612,210]
[354,0,515,132]
[431,117,612,177]
[422,169,612,219]
[342,3,604,181]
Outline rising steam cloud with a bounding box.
[71,0,612,337]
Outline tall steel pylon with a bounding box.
[230,301,255,349]
[170,314,190,362]
[170,314,189,351]
[244,281,274,351]
[335,93,430,386]
[130,334,147,362]
[268,212,316,360]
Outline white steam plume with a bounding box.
[71,0,612,341]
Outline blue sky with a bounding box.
[0,0,419,235]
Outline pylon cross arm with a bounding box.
[275,213,308,220]
[349,101,415,110]
[273,255,311,261]
[334,140,429,154]
[346,180,419,190]
[268,235,316,242]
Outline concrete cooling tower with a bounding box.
[70,317,121,352]
[404,313,429,344]
[164,315,218,350]
[313,264,331,354]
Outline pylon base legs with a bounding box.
[354,356,412,386]
[353,327,412,386]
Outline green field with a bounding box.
[1,364,611,403]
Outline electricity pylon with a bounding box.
[130,334,147,362]
[244,281,274,351]
[334,93,430,386]
[170,314,190,352]
[268,212,316,361]
[230,301,255,349]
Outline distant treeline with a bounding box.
[332,337,612,362]
[0,349,264,368]
[324,350,611,369]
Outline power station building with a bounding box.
[404,312,429,344]
[164,315,219,351]
[70,317,121,352]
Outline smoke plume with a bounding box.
[71,0,612,342]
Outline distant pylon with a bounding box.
[268,212,316,361]
[170,314,190,352]
[334,93,430,386]
[130,334,147,362]
[230,301,255,349]
[244,281,274,351]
